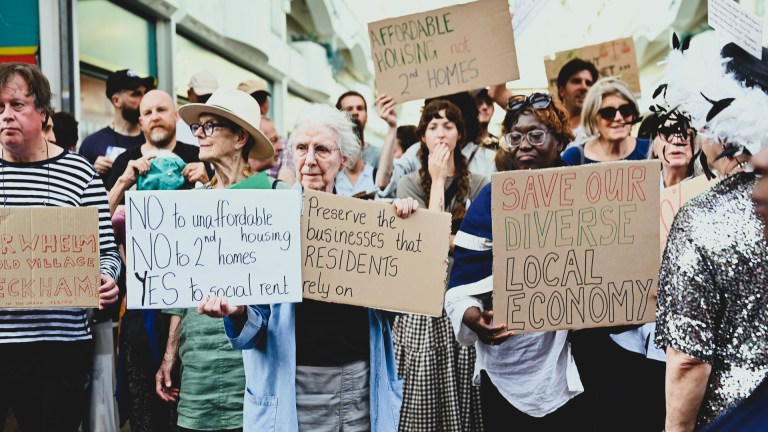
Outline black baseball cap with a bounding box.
[105,69,156,99]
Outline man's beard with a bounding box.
[148,127,173,148]
[122,107,140,124]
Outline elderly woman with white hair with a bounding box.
[199,104,418,432]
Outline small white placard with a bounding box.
[125,189,303,309]
[708,0,764,59]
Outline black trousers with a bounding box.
[0,340,92,432]
[480,370,584,432]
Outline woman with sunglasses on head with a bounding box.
[445,93,584,431]
[393,99,488,431]
[561,77,648,166]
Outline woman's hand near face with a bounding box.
[393,197,419,219]
[462,306,515,345]
[428,143,451,184]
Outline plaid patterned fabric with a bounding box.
[393,312,483,431]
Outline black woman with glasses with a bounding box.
[446,93,585,431]
[561,77,648,166]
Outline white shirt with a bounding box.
[461,142,497,180]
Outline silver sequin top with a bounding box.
[656,172,768,427]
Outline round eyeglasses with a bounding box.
[503,130,549,149]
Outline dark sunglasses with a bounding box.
[597,103,637,120]
[507,93,552,112]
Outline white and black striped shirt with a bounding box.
[0,151,121,343]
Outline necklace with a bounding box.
[1,139,52,207]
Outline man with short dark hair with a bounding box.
[79,69,155,179]
[556,58,598,135]
[336,90,380,168]
[475,89,499,147]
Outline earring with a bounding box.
[233,153,239,162]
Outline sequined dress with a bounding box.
[656,172,768,427]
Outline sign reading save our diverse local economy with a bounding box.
[491,161,661,333]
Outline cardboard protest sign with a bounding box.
[544,37,641,96]
[368,0,518,103]
[125,189,302,309]
[301,189,450,316]
[0,208,100,308]
[660,175,718,254]
[708,0,763,59]
[491,160,660,333]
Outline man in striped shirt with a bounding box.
[0,62,121,432]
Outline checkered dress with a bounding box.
[393,311,483,431]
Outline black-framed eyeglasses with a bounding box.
[293,143,340,160]
[597,104,637,121]
[190,121,234,137]
[503,130,549,149]
[507,93,552,112]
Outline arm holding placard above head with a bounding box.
[376,94,398,190]
[488,84,513,110]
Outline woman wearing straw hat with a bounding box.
[154,88,280,432]
[198,103,420,432]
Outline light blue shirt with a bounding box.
[224,304,403,432]
[336,163,376,197]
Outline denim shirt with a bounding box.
[224,303,403,432]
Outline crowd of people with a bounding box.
[0,27,767,432]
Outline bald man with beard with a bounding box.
[107,90,212,209]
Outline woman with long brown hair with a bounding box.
[394,99,488,431]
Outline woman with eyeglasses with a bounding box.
[153,88,278,432]
[392,99,488,431]
[561,77,648,166]
[445,93,584,431]
[198,103,419,432]
[560,77,660,431]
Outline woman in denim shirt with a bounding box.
[199,104,419,432]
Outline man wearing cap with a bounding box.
[238,78,271,116]
[79,69,155,179]
[177,70,219,145]
[336,90,380,169]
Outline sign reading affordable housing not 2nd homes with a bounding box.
[368,0,519,103]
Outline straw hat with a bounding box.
[178,88,274,161]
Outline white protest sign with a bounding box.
[125,189,302,309]
[708,0,764,59]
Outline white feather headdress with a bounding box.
[662,32,768,156]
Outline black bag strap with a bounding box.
[444,178,459,207]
